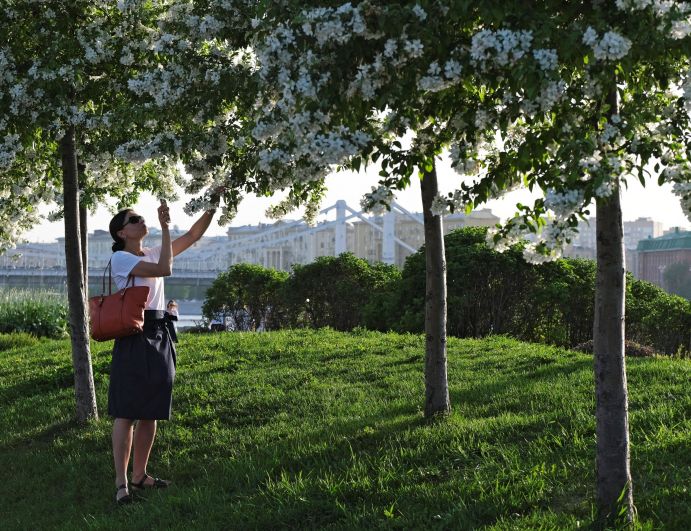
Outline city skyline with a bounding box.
[22,155,691,243]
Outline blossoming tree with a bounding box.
[104,0,690,523]
[0,1,182,421]
[236,1,691,525]
[452,4,691,524]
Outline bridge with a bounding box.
[0,268,218,300]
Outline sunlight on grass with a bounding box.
[0,329,688,529]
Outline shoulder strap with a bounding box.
[105,256,138,294]
[102,259,112,295]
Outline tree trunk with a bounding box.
[61,127,98,423]
[593,85,634,526]
[420,161,450,417]
[78,161,88,298]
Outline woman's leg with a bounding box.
[132,419,157,483]
[112,418,135,497]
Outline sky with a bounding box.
[23,156,691,243]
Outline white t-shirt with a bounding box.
[111,246,166,310]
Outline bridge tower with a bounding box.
[335,200,347,255]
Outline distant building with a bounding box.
[564,217,666,276]
[56,228,192,273]
[636,229,691,289]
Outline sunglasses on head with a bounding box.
[123,215,145,227]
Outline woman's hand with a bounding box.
[209,185,225,209]
[158,200,171,229]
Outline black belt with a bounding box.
[143,310,178,342]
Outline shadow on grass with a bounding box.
[0,366,74,408]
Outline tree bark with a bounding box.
[61,127,98,423]
[78,161,88,298]
[593,85,634,526]
[420,161,450,417]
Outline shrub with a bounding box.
[528,258,595,347]
[282,253,400,331]
[387,227,539,339]
[627,278,691,356]
[386,227,691,356]
[0,289,68,339]
[202,264,288,331]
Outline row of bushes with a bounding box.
[203,227,691,356]
[0,289,68,339]
[202,254,400,332]
[389,227,691,356]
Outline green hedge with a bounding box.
[203,254,401,332]
[0,290,68,339]
[201,228,691,356]
[384,227,691,355]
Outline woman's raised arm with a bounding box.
[130,201,173,277]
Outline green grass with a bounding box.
[0,329,688,529]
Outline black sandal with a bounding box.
[131,473,170,490]
[116,484,132,506]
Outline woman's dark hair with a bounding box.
[109,209,132,252]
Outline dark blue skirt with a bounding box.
[108,310,177,420]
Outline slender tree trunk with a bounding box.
[78,161,88,298]
[80,205,88,297]
[420,160,450,417]
[593,85,634,526]
[61,127,98,422]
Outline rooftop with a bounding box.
[637,229,691,252]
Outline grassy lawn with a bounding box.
[0,329,688,529]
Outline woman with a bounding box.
[108,200,216,505]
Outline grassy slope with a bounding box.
[0,330,688,530]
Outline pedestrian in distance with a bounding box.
[165,299,179,342]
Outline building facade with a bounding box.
[564,217,667,276]
[636,229,691,290]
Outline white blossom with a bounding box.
[431,190,467,216]
[0,133,21,170]
[533,48,558,70]
[539,80,567,111]
[594,178,616,198]
[412,4,427,21]
[545,189,585,219]
[672,181,691,220]
[444,59,462,79]
[671,18,691,40]
[583,27,632,61]
[430,195,450,216]
[580,151,603,172]
[471,29,533,69]
[403,39,424,58]
[361,185,394,215]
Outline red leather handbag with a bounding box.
[89,259,150,341]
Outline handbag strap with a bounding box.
[102,259,112,295]
[102,258,136,296]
